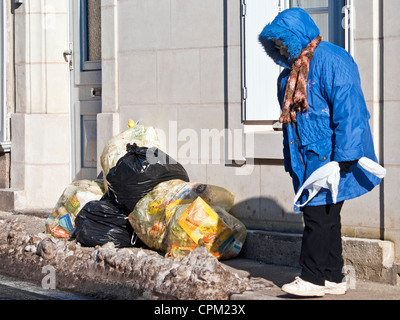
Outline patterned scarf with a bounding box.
[280,35,322,124]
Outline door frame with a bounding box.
[0,0,8,148]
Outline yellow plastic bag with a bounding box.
[166,198,247,259]
[45,180,105,239]
[129,180,246,259]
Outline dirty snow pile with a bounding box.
[0,217,272,300]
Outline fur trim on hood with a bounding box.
[258,8,320,69]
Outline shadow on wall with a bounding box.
[230,196,304,233]
[229,197,304,268]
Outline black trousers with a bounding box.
[299,201,345,286]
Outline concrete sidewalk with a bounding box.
[222,258,400,300]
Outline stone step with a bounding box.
[0,189,25,211]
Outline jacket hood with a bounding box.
[258,8,320,68]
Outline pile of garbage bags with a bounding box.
[45,121,247,260]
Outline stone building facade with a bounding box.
[0,0,399,267]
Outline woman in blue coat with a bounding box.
[259,8,382,297]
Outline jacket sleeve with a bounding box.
[323,58,369,162]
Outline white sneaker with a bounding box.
[281,277,325,297]
[324,280,347,295]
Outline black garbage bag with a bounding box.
[106,143,190,215]
[75,199,142,248]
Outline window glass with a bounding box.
[242,0,281,121]
[290,0,328,9]
[290,0,329,42]
[86,0,101,62]
[309,12,329,42]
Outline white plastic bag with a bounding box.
[358,157,386,179]
[294,157,386,209]
[294,161,340,208]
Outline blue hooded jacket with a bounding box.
[259,8,382,208]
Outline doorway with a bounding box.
[67,0,102,180]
